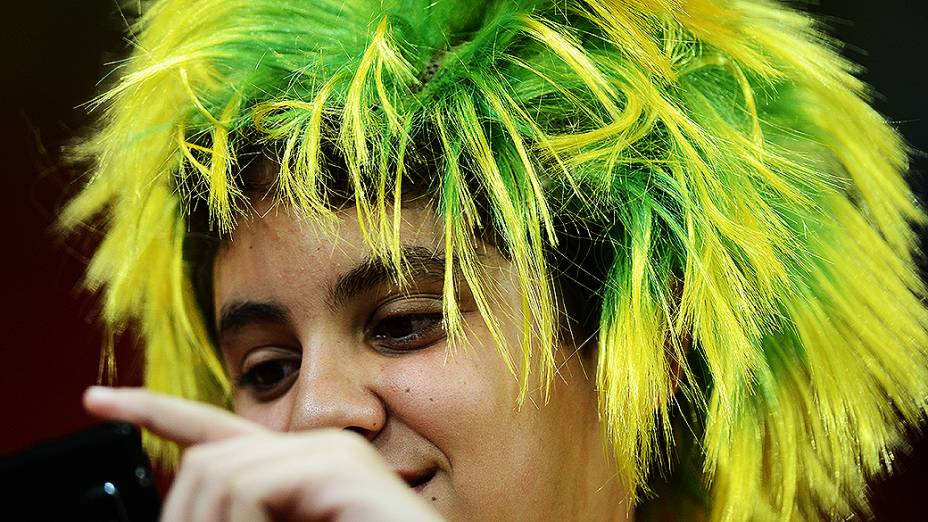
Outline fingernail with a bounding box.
[85,385,116,403]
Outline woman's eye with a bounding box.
[371,313,444,351]
[237,358,300,396]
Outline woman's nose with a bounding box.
[286,353,386,441]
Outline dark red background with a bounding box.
[2,1,925,518]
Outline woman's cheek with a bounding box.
[376,346,512,444]
[233,389,299,431]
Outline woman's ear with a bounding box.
[667,330,691,398]
[666,278,690,399]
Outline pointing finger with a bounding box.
[83,386,265,446]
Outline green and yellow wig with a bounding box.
[63,0,928,519]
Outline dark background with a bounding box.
[1,1,925,518]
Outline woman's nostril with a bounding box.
[343,425,378,441]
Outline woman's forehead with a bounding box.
[213,204,447,299]
[224,200,444,252]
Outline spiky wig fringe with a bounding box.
[63,0,928,520]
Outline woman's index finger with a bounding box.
[83,386,265,446]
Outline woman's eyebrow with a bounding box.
[217,301,290,339]
[327,246,446,310]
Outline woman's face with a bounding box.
[212,202,627,521]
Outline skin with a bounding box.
[85,202,631,521]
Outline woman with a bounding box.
[70,0,928,520]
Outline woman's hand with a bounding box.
[83,387,444,522]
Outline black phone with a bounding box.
[0,422,161,521]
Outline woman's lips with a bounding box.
[397,467,437,492]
